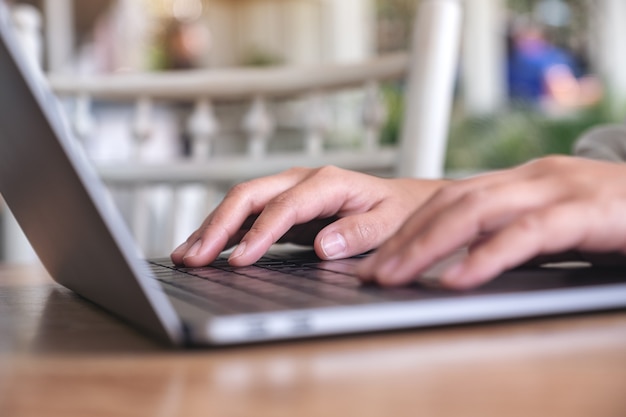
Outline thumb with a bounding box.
[314,211,397,260]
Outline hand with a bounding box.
[357,156,626,289]
[171,166,447,267]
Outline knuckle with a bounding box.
[198,217,231,241]
[460,188,489,209]
[314,165,342,179]
[515,213,542,233]
[356,221,379,243]
[185,230,202,243]
[285,166,309,177]
[268,190,295,208]
[265,193,298,220]
[246,221,280,244]
[433,183,466,204]
[226,180,255,200]
[528,155,573,172]
[431,186,453,203]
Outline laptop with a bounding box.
[1,6,626,347]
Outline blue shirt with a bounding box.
[507,39,578,102]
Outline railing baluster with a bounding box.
[42,54,411,258]
[305,93,330,156]
[166,185,181,255]
[187,98,219,161]
[129,97,154,254]
[362,81,387,151]
[242,96,275,158]
[130,184,150,255]
[72,93,95,144]
[131,96,153,159]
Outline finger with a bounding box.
[393,167,521,231]
[393,159,560,243]
[313,204,408,260]
[356,171,522,274]
[357,177,563,286]
[439,202,593,289]
[228,168,379,266]
[171,168,310,266]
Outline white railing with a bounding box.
[48,56,407,256]
[49,54,407,100]
[49,53,408,183]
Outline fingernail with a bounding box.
[184,240,202,259]
[172,241,189,255]
[229,241,247,261]
[321,233,347,259]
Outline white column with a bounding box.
[398,0,462,179]
[595,0,626,115]
[461,0,506,116]
[10,4,43,69]
[318,0,376,142]
[204,1,236,67]
[108,0,151,71]
[320,0,374,63]
[284,0,323,65]
[43,0,74,73]
[239,0,282,63]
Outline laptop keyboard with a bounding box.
[148,251,442,315]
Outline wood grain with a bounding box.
[1,263,625,417]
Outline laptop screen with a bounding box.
[0,6,183,344]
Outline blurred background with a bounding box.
[2,0,626,261]
[6,0,626,169]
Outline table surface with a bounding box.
[1,262,626,417]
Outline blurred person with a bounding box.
[506,19,601,111]
[153,18,212,156]
[171,125,626,290]
[156,18,210,70]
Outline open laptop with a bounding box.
[2,7,626,347]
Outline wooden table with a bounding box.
[1,263,626,417]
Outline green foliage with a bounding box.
[445,100,618,171]
[240,46,284,67]
[379,84,619,171]
[380,82,405,146]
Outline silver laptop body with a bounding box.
[2,6,626,347]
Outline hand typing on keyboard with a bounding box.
[171,157,626,289]
[170,165,446,273]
